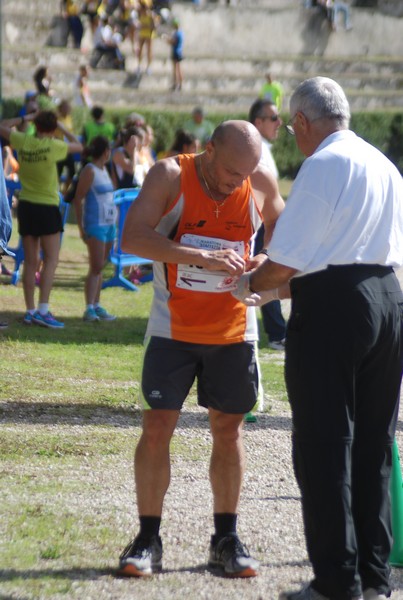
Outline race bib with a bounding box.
[102,203,117,225]
[176,233,245,293]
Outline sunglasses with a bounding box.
[260,115,280,122]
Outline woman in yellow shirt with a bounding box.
[0,111,82,328]
[137,0,157,74]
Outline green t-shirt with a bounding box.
[259,81,284,110]
[83,121,116,144]
[10,131,68,205]
[183,119,215,147]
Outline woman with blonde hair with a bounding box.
[136,0,156,75]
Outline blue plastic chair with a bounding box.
[102,188,153,291]
[5,179,21,208]
[6,191,70,285]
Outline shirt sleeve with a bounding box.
[51,138,69,162]
[9,130,25,151]
[268,159,335,271]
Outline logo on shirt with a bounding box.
[225,221,247,231]
[184,220,207,230]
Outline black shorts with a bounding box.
[57,154,76,180]
[141,336,259,414]
[18,200,63,237]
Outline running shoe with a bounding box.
[32,311,65,329]
[95,306,116,321]
[118,535,163,577]
[83,307,100,322]
[279,583,363,600]
[244,412,257,423]
[363,590,388,600]
[23,312,33,325]
[208,533,259,577]
[279,585,331,600]
[268,339,286,351]
[1,264,11,276]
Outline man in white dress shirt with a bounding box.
[236,77,403,600]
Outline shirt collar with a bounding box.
[314,129,356,155]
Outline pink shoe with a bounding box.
[1,265,11,276]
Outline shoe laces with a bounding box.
[120,536,156,560]
[218,534,250,559]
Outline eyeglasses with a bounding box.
[286,113,323,135]
[286,115,297,135]
[260,114,280,122]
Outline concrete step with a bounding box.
[5,59,403,99]
[5,41,403,77]
[5,76,403,114]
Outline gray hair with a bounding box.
[290,77,351,128]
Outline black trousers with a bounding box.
[286,265,403,600]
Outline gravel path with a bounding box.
[55,396,403,600]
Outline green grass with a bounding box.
[0,221,288,598]
[1,222,287,403]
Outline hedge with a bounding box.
[2,98,403,177]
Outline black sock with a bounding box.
[214,513,237,539]
[139,516,161,538]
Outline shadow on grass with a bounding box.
[0,567,112,584]
[0,402,293,431]
[1,316,149,345]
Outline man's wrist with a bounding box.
[257,248,269,257]
[249,274,257,294]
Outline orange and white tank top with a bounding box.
[145,154,263,345]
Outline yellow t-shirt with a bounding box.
[54,115,73,140]
[10,131,68,206]
[65,0,80,16]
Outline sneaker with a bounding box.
[244,412,257,423]
[363,590,388,600]
[208,533,259,578]
[0,320,8,329]
[1,264,11,276]
[279,584,362,600]
[23,312,34,325]
[117,535,163,577]
[268,339,286,351]
[279,585,330,600]
[95,306,116,321]
[32,311,65,329]
[83,307,100,322]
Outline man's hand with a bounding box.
[232,273,280,306]
[245,253,269,272]
[202,249,245,275]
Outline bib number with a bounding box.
[176,233,245,293]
